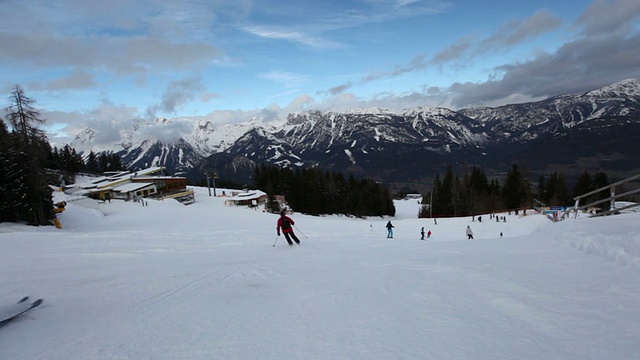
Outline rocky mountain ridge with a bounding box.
[71,79,640,187]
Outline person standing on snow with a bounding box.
[386,221,394,238]
[466,225,474,240]
[277,210,301,246]
[420,227,425,240]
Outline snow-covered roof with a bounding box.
[114,182,155,193]
[70,167,167,190]
[134,176,185,181]
[228,190,267,201]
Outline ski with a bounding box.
[0,297,44,327]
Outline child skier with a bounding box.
[386,221,394,238]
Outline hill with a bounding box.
[1,189,640,358]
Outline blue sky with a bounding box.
[1,0,640,144]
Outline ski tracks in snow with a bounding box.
[29,252,277,358]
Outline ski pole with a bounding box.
[272,235,280,247]
[294,225,308,239]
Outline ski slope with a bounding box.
[1,187,639,359]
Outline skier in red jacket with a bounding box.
[277,210,301,246]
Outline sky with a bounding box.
[1,187,640,359]
[1,0,640,145]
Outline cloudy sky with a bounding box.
[1,0,640,145]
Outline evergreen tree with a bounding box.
[0,120,15,222]
[536,175,546,203]
[468,166,489,214]
[487,178,503,212]
[591,172,610,204]
[593,172,609,189]
[61,144,84,174]
[430,175,444,216]
[438,166,455,216]
[543,172,570,206]
[502,163,528,210]
[573,171,593,203]
[4,85,53,225]
[86,151,99,173]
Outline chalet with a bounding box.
[66,166,193,204]
[227,190,268,207]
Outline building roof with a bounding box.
[114,182,155,193]
[66,166,167,194]
[228,190,267,201]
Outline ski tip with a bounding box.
[32,299,44,308]
[18,296,29,304]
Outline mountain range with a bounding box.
[71,79,640,190]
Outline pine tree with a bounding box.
[573,171,593,202]
[593,172,609,191]
[4,85,54,225]
[86,151,99,173]
[439,166,455,216]
[536,175,547,203]
[502,163,527,211]
[0,120,15,222]
[430,175,444,216]
[543,172,570,206]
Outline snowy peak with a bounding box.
[584,78,640,98]
[70,79,640,184]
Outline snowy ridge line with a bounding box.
[557,230,640,269]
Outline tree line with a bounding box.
[47,146,122,178]
[253,164,395,217]
[421,164,611,218]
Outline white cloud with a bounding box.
[242,25,344,49]
[259,71,309,88]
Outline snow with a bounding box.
[1,189,640,359]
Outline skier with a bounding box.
[420,227,425,240]
[466,225,474,240]
[386,221,394,238]
[277,210,301,246]
[427,230,432,238]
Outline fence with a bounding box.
[568,173,640,218]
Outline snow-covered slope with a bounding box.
[1,189,640,359]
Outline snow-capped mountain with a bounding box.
[71,117,270,176]
[72,79,640,185]
[458,78,640,143]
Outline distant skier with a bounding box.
[386,221,394,238]
[420,227,425,240]
[466,225,474,240]
[427,230,432,238]
[277,210,300,246]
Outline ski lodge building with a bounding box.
[226,190,268,207]
[66,166,195,204]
